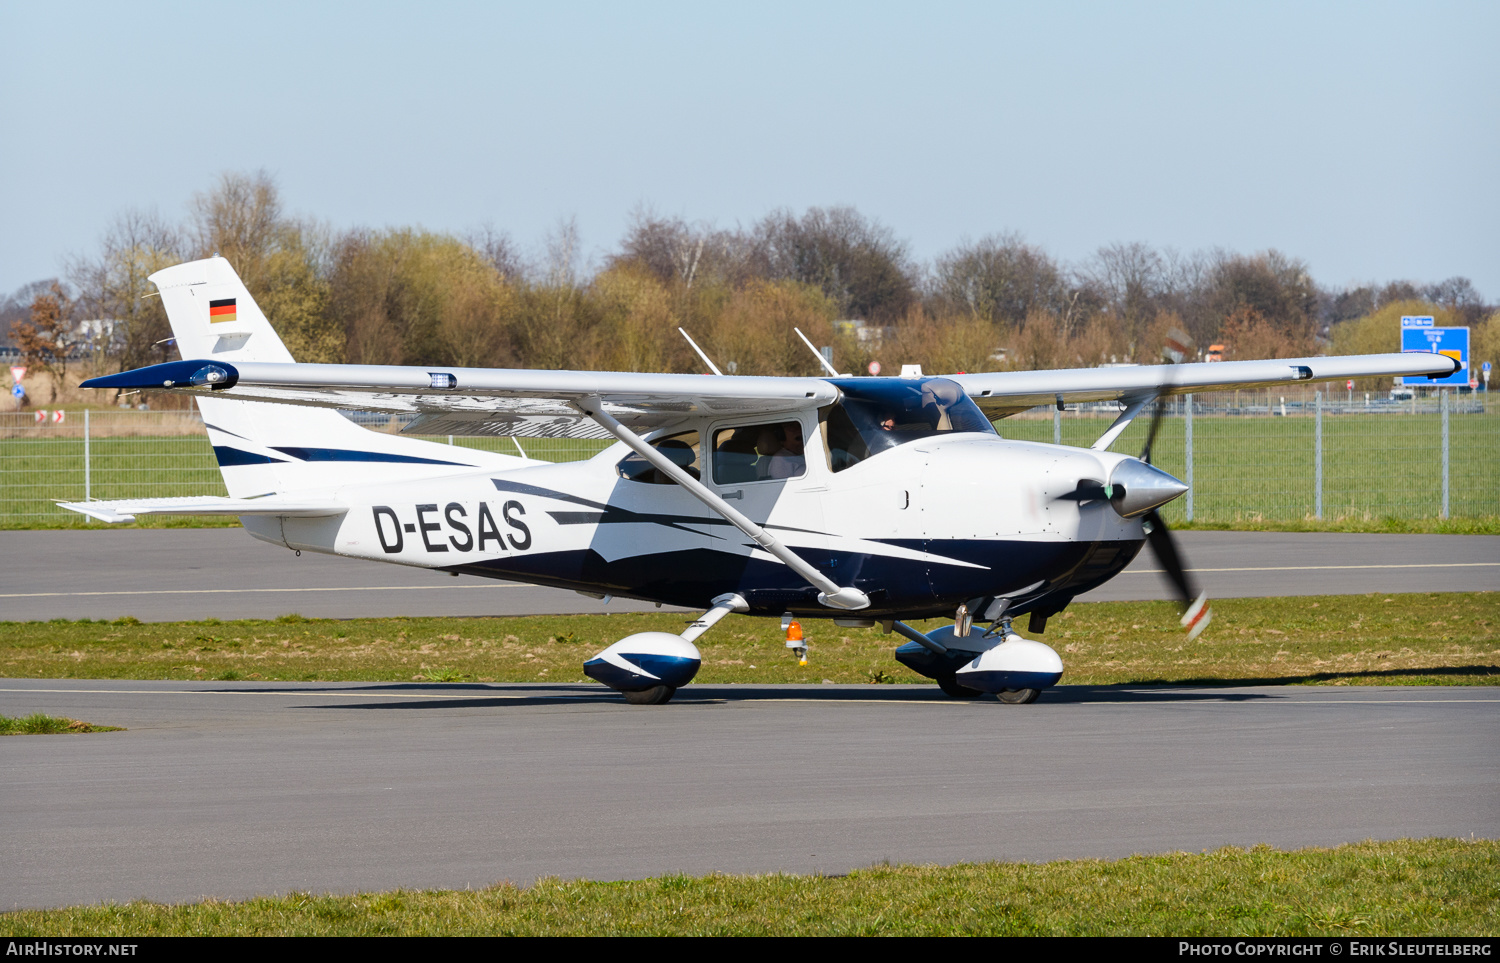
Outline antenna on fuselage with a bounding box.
[793,327,842,378]
[677,328,724,376]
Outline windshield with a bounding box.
[821,377,995,472]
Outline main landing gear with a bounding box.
[583,593,748,705]
[583,595,1061,706]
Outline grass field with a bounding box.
[4,839,1495,935]
[2,593,1494,687]
[4,407,1496,529]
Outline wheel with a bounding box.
[622,685,676,705]
[936,675,984,699]
[996,688,1040,705]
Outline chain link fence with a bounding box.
[1000,387,1496,523]
[0,408,609,527]
[2,390,1495,527]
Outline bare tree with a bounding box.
[1199,249,1318,348]
[466,224,526,282]
[185,172,341,362]
[1083,241,1165,324]
[613,209,704,288]
[1321,284,1379,325]
[189,170,284,287]
[1423,276,1488,325]
[1376,280,1422,308]
[68,209,183,373]
[543,215,582,291]
[749,206,916,322]
[931,233,1069,328]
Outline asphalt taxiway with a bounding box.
[2,529,1495,622]
[2,679,1496,910]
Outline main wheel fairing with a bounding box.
[584,632,702,692]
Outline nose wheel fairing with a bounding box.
[895,624,1064,698]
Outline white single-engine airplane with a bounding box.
[65,258,1458,704]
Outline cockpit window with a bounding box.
[617,431,701,484]
[821,377,994,472]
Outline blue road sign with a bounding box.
[1401,326,1469,386]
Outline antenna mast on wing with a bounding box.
[794,327,841,378]
[678,328,724,376]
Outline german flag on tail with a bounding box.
[209,298,237,324]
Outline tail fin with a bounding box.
[151,256,296,365]
[150,257,527,498]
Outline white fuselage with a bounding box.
[242,423,1147,619]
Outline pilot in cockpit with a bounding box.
[768,421,805,479]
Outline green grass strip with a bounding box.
[0,712,122,734]
[1,593,1494,687]
[3,839,1495,936]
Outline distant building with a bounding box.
[834,319,893,348]
[73,319,127,355]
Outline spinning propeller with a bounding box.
[1135,331,1212,640]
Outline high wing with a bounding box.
[84,361,838,439]
[84,351,1459,433]
[951,353,1460,420]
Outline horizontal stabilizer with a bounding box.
[58,496,348,524]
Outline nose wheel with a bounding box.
[996,688,1041,704]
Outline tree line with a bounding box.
[5,171,1496,393]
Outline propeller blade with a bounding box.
[1138,397,1166,465]
[1140,328,1195,465]
[1142,508,1212,640]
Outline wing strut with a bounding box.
[573,396,871,611]
[1090,393,1156,451]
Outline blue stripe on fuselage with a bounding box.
[442,536,1143,618]
[272,447,475,466]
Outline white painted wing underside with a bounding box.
[166,352,1457,435]
[204,364,839,437]
[952,353,1459,417]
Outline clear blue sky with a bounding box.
[2,0,1496,298]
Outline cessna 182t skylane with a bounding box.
[65,257,1458,704]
